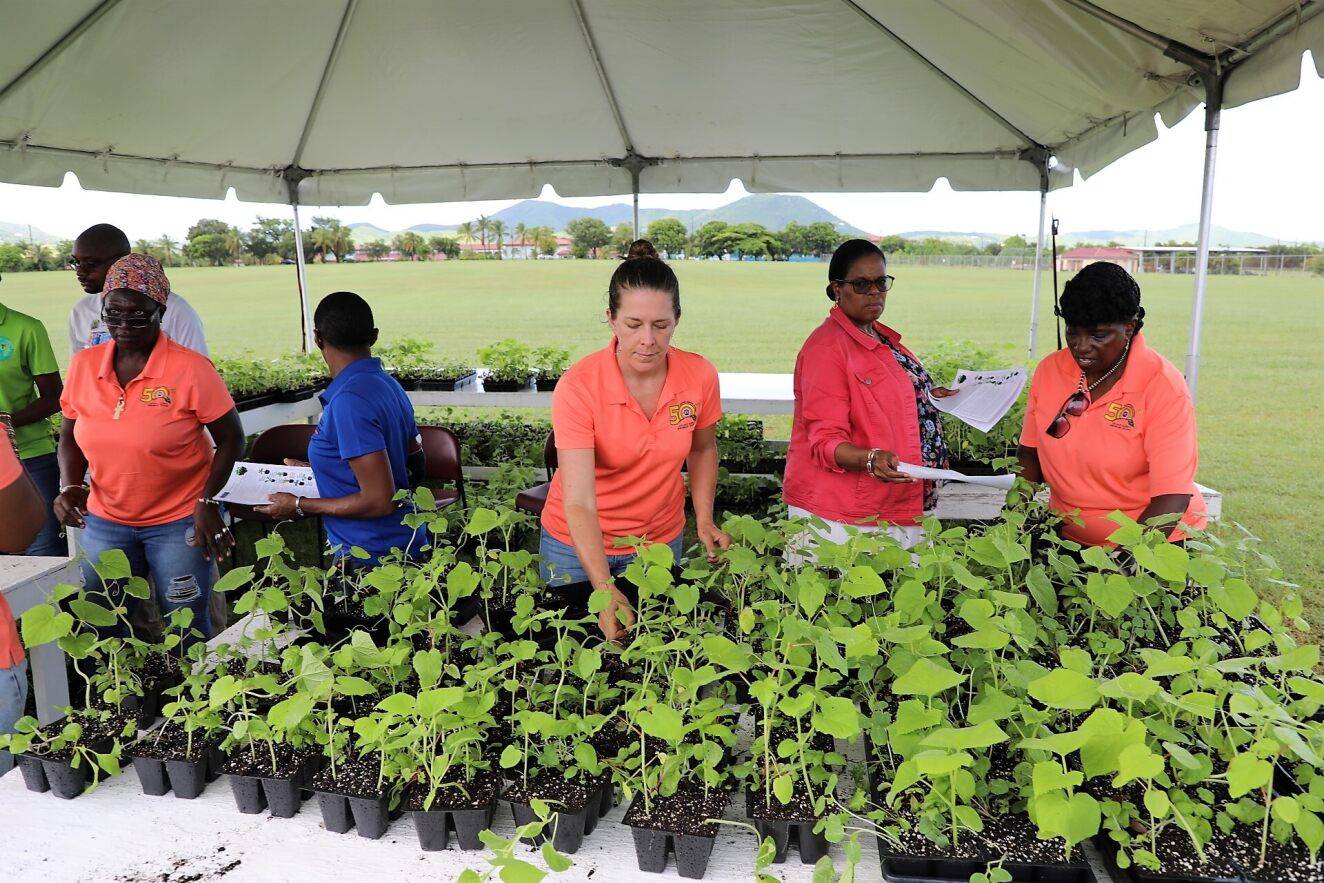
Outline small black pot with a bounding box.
[130,755,170,796]
[629,826,718,879]
[42,758,91,800]
[228,774,267,814]
[536,374,562,391]
[261,760,321,818]
[880,853,1096,883]
[15,753,50,793]
[411,800,499,851]
[482,378,529,393]
[348,794,390,839]
[508,782,605,855]
[317,792,355,834]
[391,375,422,391]
[753,818,829,865]
[164,756,209,799]
[235,392,280,412]
[276,386,318,403]
[420,375,471,391]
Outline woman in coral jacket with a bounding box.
[783,239,955,560]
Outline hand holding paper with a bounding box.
[928,367,1027,433]
[214,462,321,506]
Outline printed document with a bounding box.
[927,367,1027,433]
[898,462,1016,491]
[214,462,321,506]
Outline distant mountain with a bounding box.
[486,194,868,236]
[405,223,455,234]
[894,230,1005,247]
[0,222,63,246]
[1060,224,1300,249]
[346,222,394,243]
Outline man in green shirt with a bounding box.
[0,281,64,556]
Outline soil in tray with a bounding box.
[27,712,132,763]
[623,786,730,838]
[128,724,211,763]
[877,811,1088,869]
[311,756,389,801]
[505,771,605,816]
[1111,818,1324,883]
[402,769,502,812]
[219,742,321,780]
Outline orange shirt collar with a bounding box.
[1054,332,1157,401]
[604,338,684,414]
[827,304,902,351]
[95,332,172,383]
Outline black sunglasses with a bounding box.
[1047,390,1089,439]
[100,310,159,329]
[833,275,895,295]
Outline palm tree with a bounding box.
[223,228,244,264]
[476,215,491,250]
[134,238,156,257]
[491,220,507,257]
[25,242,53,270]
[311,226,337,262]
[514,222,527,250]
[157,235,179,266]
[457,221,475,245]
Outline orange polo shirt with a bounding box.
[60,334,235,527]
[1019,333,1206,546]
[0,440,23,667]
[541,342,722,555]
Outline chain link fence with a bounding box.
[884,251,1320,275]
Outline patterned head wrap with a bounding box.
[102,253,169,306]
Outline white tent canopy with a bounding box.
[1,0,1320,385]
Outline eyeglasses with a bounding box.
[69,256,113,271]
[834,275,895,295]
[100,310,157,329]
[1046,390,1089,439]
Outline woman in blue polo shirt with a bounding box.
[257,291,423,563]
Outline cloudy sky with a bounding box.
[1,56,1320,245]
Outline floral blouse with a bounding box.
[882,338,948,511]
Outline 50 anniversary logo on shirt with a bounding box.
[140,386,174,407]
[1105,402,1136,429]
[668,401,698,429]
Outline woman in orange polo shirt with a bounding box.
[1018,261,1205,546]
[54,255,244,642]
[540,240,730,641]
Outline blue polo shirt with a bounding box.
[308,357,421,561]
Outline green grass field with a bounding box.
[3,260,1320,603]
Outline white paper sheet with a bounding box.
[928,367,1027,433]
[213,462,321,506]
[898,462,1016,490]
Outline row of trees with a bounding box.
[560,217,853,260]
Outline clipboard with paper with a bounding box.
[928,367,1027,434]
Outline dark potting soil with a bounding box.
[310,756,386,801]
[1116,817,1324,883]
[623,787,730,838]
[879,810,1087,868]
[219,743,320,779]
[128,725,209,762]
[505,771,606,815]
[28,713,132,762]
[402,769,502,812]
[746,782,821,823]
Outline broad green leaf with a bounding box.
[1274,796,1301,824]
[1226,753,1272,798]
[1143,788,1171,818]
[1295,812,1324,857]
[921,720,1008,750]
[1032,761,1083,796]
[212,565,255,593]
[638,705,684,744]
[701,634,752,672]
[1209,578,1256,621]
[1059,646,1093,675]
[333,676,375,697]
[893,658,965,698]
[413,649,443,688]
[811,696,861,739]
[1099,672,1161,703]
[892,700,944,736]
[208,675,241,708]
[1028,668,1099,711]
[914,750,973,777]
[1085,573,1134,619]
[465,507,500,535]
[541,842,572,873]
[267,693,314,730]
[1132,543,1188,583]
[1035,791,1101,850]
[498,859,546,883]
[773,774,793,804]
[841,566,887,599]
[969,688,1020,724]
[1113,743,1164,786]
[69,598,117,628]
[1187,557,1225,588]
[20,604,74,646]
[499,744,522,768]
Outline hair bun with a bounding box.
[626,238,658,260]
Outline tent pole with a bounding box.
[1027,184,1048,362]
[1185,73,1225,402]
[290,201,314,354]
[631,166,641,239]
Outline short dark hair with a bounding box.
[314,291,376,349]
[76,223,131,257]
[1058,262,1145,332]
[608,240,680,319]
[826,239,885,301]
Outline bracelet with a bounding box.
[864,448,881,476]
[294,496,304,518]
[60,483,88,495]
[197,497,220,507]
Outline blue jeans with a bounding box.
[79,513,214,643]
[0,658,30,776]
[539,528,684,587]
[22,452,64,557]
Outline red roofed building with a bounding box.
[1057,246,1138,275]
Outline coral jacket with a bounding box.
[784,306,925,525]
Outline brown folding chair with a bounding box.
[418,425,465,510]
[515,431,557,516]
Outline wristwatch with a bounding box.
[294,496,305,517]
